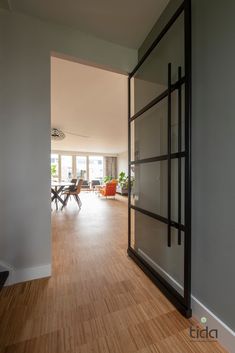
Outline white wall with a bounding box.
[117,151,128,176]
[0,9,137,284]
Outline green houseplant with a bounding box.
[118,171,127,187]
[51,164,57,177]
[117,171,134,195]
[103,175,112,183]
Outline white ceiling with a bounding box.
[51,56,128,154]
[9,0,169,49]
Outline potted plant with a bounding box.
[51,164,57,179]
[103,175,112,183]
[117,172,129,195]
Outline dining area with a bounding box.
[51,177,120,211]
[51,179,83,210]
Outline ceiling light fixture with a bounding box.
[51,128,65,141]
[51,128,90,141]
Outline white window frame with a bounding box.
[51,151,116,182]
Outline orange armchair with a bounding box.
[99,181,117,198]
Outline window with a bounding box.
[61,155,73,181]
[50,153,105,182]
[76,156,87,179]
[51,154,59,179]
[89,156,104,181]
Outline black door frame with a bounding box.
[127,0,192,318]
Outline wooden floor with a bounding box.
[0,193,227,353]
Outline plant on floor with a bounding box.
[118,171,128,187]
[118,172,134,189]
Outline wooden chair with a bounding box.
[63,178,77,193]
[62,179,83,209]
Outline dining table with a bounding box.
[51,181,74,210]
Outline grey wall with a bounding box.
[138,0,235,331]
[191,0,235,331]
[0,19,4,258]
[138,0,183,61]
[0,9,137,277]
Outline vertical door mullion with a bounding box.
[167,63,172,247]
[128,76,131,249]
[178,67,182,245]
[183,0,192,309]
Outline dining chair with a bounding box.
[63,178,77,193]
[62,179,83,209]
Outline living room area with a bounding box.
[50,54,129,210]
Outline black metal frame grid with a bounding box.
[127,0,191,318]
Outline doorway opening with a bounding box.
[50,54,129,257]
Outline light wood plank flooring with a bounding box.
[0,193,227,353]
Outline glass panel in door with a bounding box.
[129,5,188,302]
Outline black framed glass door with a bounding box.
[128,0,191,317]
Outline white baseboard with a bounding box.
[138,248,235,353]
[5,264,51,286]
[137,248,184,295]
[0,260,15,272]
[192,295,235,353]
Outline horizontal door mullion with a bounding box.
[130,151,185,165]
[130,205,185,231]
[129,77,185,123]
